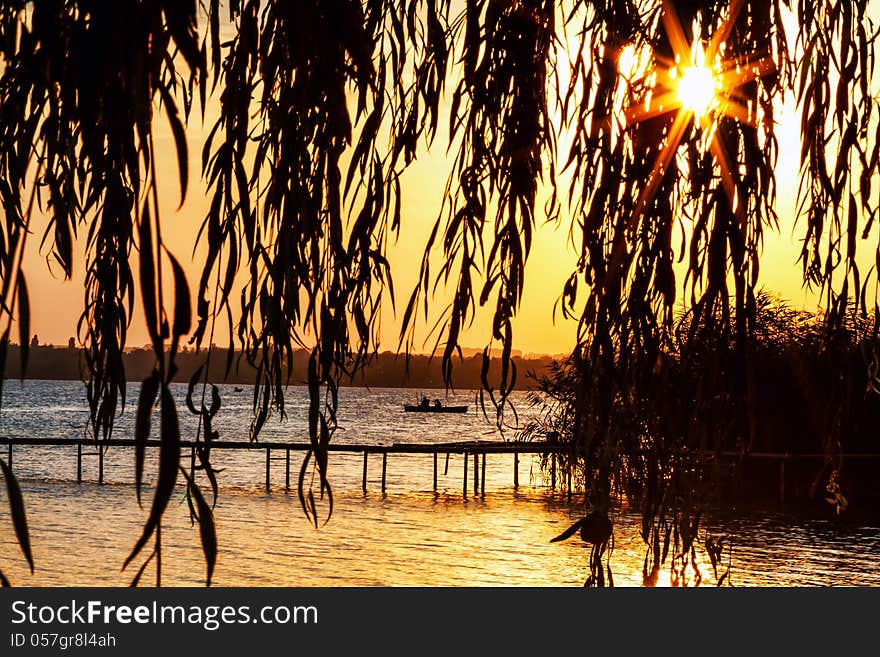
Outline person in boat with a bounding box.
[420,396,430,409]
[433,398,442,409]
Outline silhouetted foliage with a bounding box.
[0,1,877,586]
[522,293,880,584]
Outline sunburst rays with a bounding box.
[618,0,778,224]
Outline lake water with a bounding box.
[0,380,879,587]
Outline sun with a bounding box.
[673,40,720,118]
[614,0,777,223]
[676,64,719,118]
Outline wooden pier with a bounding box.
[2,437,879,502]
[0,437,569,498]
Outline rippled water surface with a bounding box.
[1,380,879,587]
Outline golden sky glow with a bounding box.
[16,3,880,356]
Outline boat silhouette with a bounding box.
[404,396,468,414]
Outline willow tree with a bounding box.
[0,0,877,586]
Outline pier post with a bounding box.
[77,443,82,483]
[433,452,438,492]
[514,451,519,489]
[550,453,556,491]
[473,453,479,495]
[265,448,270,493]
[6,442,10,469]
[285,448,291,491]
[381,451,387,493]
[98,447,104,485]
[362,451,368,493]
[480,453,486,498]
[190,445,196,475]
[463,452,468,498]
[780,458,785,505]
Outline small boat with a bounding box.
[404,397,468,413]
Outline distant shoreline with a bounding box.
[2,345,562,391]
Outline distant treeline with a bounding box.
[1,344,559,390]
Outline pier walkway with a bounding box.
[1,437,878,501]
[0,437,570,498]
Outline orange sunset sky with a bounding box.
[15,4,875,357]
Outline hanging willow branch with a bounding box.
[543,0,879,585]
[196,0,450,526]
[401,0,558,424]
[0,0,206,585]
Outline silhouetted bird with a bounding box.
[550,510,613,545]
